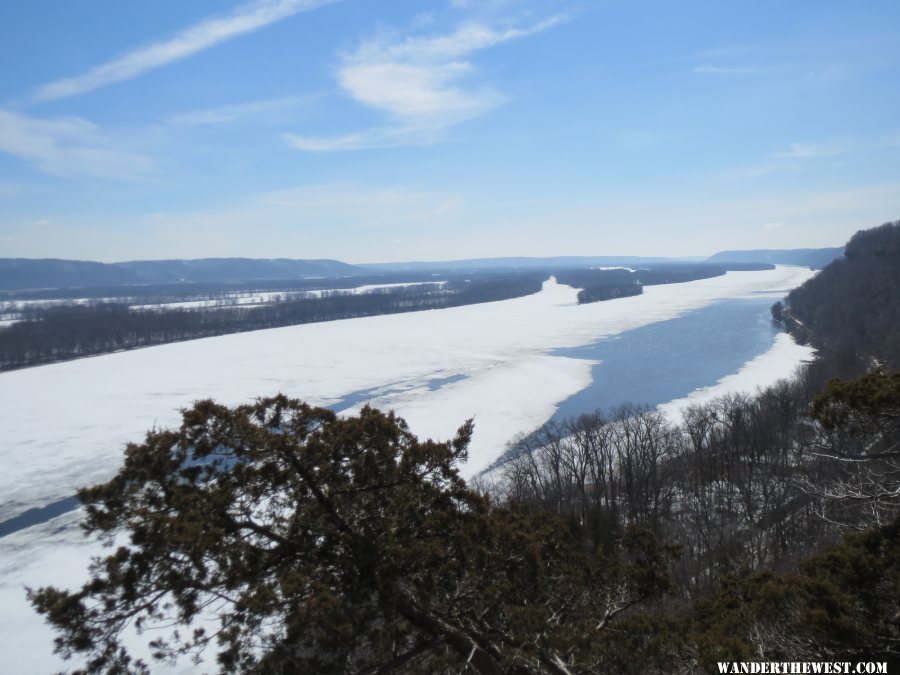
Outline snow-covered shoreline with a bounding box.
[656,332,817,420]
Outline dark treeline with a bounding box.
[776,220,900,370]
[484,366,900,668]
[556,262,775,305]
[498,372,889,583]
[636,261,775,284]
[576,284,642,303]
[552,267,642,303]
[0,273,545,371]
[0,271,455,303]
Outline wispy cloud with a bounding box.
[286,13,566,151]
[772,141,848,159]
[771,133,900,160]
[728,133,900,179]
[341,16,564,124]
[615,130,679,150]
[693,64,761,75]
[338,60,501,125]
[284,130,389,152]
[0,108,151,178]
[351,16,566,65]
[723,162,794,180]
[31,0,337,103]
[166,95,313,125]
[283,124,461,151]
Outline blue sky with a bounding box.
[1,0,899,262]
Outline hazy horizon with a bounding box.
[1,1,899,262]
[0,248,841,267]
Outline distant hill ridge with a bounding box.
[364,249,843,272]
[360,255,681,272]
[707,247,844,269]
[0,246,843,291]
[0,258,362,291]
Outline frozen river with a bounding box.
[0,265,816,671]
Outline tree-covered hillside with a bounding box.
[777,221,900,370]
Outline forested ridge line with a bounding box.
[774,220,900,371]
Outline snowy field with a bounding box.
[0,265,816,671]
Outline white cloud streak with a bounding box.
[728,133,900,179]
[0,109,151,178]
[693,64,761,75]
[31,0,337,103]
[350,16,566,65]
[771,134,900,160]
[166,95,313,125]
[773,141,845,159]
[338,60,500,122]
[287,14,566,151]
[283,130,384,152]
